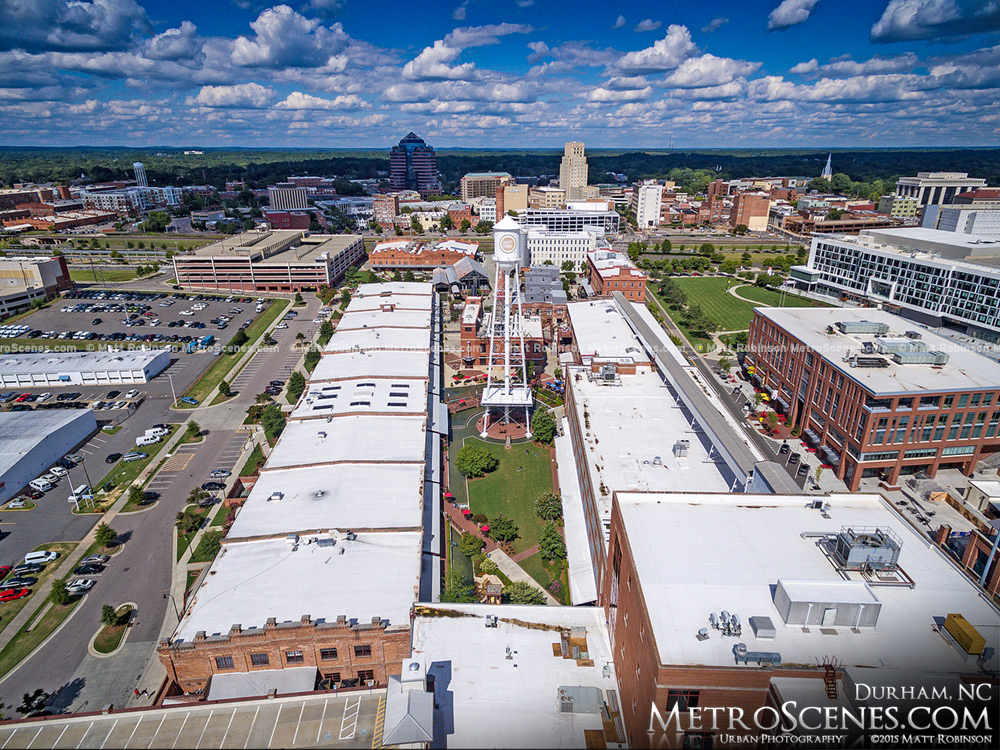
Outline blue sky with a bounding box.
[1,0,999,148]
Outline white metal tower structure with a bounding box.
[480,216,533,438]
[133,162,148,188]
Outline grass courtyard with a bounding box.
[461,437,553,557]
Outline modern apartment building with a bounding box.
[586,248,647,301]
[894,172,987,207]
[267,186,309,211]
[746,307,1000,489]
[526,228,602,268]
[803,228,1000,338]
[922,205,1000,238]
[459,172,512,202]
[518,207,620,234]
[877,194,920,219]
[529,186,567,209]
[172,230,365,292]
[559,142,589,201]
[631,181,663,228]
[389,132,442,196]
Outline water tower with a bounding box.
[480,216,532,438]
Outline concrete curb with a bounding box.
[86,601,137,659]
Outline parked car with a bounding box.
[0,565,10,579]
[268,380,284,387]
[0,588,31,603]
[80,555,110,566]
[201,481,226,491]
[73,563,104,575]
[6,499,29,509]
[778,443,790,455]
[275,323,289,330]
[49,466,68,477]
[23,489,44,500]
[788,452,800,465]
[105,452,123,464]
[13,563,41,575]
[180,397,199,405]
[92,318,102,325]
[121,452,147,463]
[210,469,231,478]
[67,579,95,594]
[0,577,37,589]
[107,390,121,399]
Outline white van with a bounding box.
[146,427,170,438]
[135,434,161,447]
[24,550,58,565]
[28,478,52,492]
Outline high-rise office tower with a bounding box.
[559,142,588,201]
[133,162,148,188]
[389,132,442,197]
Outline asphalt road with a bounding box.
[0,297,322,712]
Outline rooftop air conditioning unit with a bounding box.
[267,492,284,502]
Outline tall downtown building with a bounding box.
[559,141,588,201]
[389,132,442,197]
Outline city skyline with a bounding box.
[0,0,999,149]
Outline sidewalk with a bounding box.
[486,548,560,605]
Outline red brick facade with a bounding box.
[158,616,411,696]
[586,252,647,302]
[746,312,1000,491]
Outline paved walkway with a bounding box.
[510,545,539,563]
[486,549,560,605]
[443,505,499,553]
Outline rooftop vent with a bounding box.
[891,350,949,365]
[833,526,901,570]
[267,492,284,502]
[837,320,890,335]
[673,440,690,458]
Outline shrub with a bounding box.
[94,523,118,549]
[535,491,563,521]
[458,532,485,558]
[539,522,567,561]
[531,408,556,444]
[489,514,519,544]
[455,445,499,478]
[472,512,488,525]
[504,580,545,605]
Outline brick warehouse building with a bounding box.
[158,283,443,700]
[369,239,478,271]
[745,307,1000,490]
[600,491,1000,748]
[586,247,647,301]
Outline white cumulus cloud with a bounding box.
[613,25,698,73]
[767,0,820,31]
[186,82,274,108]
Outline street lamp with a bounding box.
[167,373,177,407]
[162,591,180,620]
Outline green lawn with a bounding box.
[93,605,132,654]
[178,298,289,406]
[731,284,834,309]
[68,267,139,283]
[672,276,759,331]
[646,286,715,353]
[518,552,569,604]
[84,425,178,512]
[0,599,82,679]
[463,437,554,555]
[210,502,232,527]
[239,445,265,477]
[177,507,211,561]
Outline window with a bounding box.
[357,669,375,682]
[215,656,234,670]
[250,653,270,667]
[320,648,338,661]
[354,644,372,658]
[666,689,701,711]
[286,650,304,664]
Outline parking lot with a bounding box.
[0,290,270,353]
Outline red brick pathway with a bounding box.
[511,545,539,563]
[443,501,499,553]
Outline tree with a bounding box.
[718,357,732,374]
[458,532,485,558]
[474,220,492,235]
[218,380,231,397]
[440,567,476,603]
[255,392,274,404]
[228,328,249,351]
[50,579,71,606]
[186,420,202,439]
[698,243,715,256]
[304,347,321,371]
[741,251,752,265]
[560,260,575,273]
[295,331,306,344]
[438,213,454,231]
[287,371,306,400]
[535,491,563,521]
[480,557,499,574]
[505,580,545,605]
[489,514,519,544]
[176,507,203,535]
[403,270,415,283]
[455,444,499,477]
[532,408,556,444]
[826,208,844,220]
[261,403,286,441]
[318,319,334,341]
[294,291,304,305]
[128,485,145,506]
[17,689,49,716]
[766,412,779,432]
[539,522,567,561]
[372,223,383,235]
[410,216,424,233]
[459,218,471,234]
[101,604,121,627]
[95,522,118,548]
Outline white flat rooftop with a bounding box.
[352,282,434,299]
[755,307,1000,393]
[345,294,433,313]
[293,378,428,418]
[0,349,167,376]
[335,309,431,330]
[0,410,96,477]
[567,299,650,364]
[555,427,597,604]
[411,604,619,749]
[176,531,422,640]
[227,463,425,539]
[615,491,1000,672]
[323,327,427,353]
[568,366,733,523]
[266,415,428,469]
[309,350,431,382]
